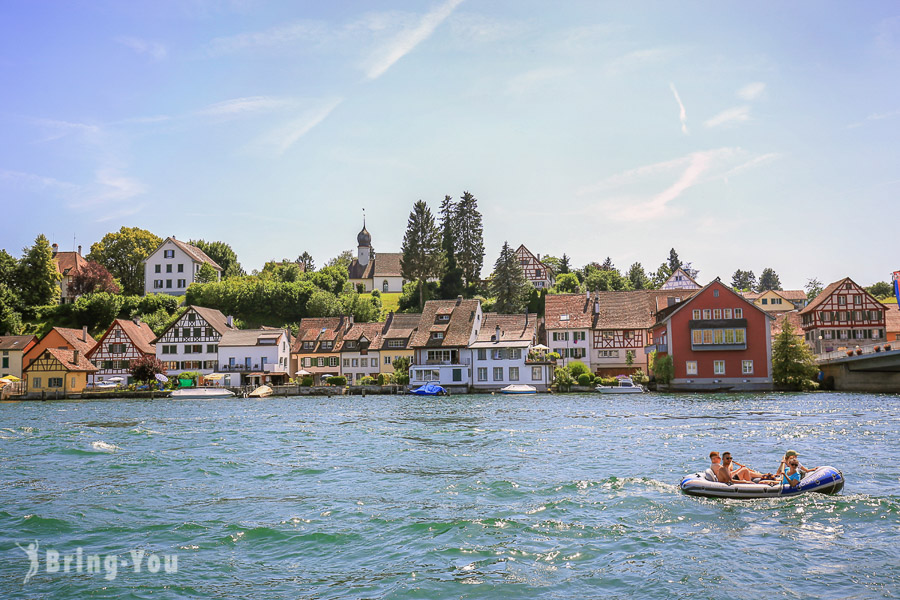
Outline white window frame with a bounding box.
[713,360,725,375]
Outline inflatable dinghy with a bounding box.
[680,465,844,499]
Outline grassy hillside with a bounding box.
[361,292,401,320]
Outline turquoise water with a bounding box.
[1,392,899,599]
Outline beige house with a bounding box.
[0,335,38,379]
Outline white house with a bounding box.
[144,237,222,296]
[543,293,593,370]
[660,267,700,291]
[218,328,291,387]
[408,297,482,391]
[155,306,235,377]
[470,313,552,391]
[348,220,405,293]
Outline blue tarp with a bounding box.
[412,383,446,396]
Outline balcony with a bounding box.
[644,344,667,354]
[223,363,288,373]
[424,358,471,366]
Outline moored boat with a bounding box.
[248,385,273,398]
[596,377,645,394]
[411,383,447,396]
[170,388,235,400]
[500,384,537,394]
[679,465,844,499]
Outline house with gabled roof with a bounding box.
[470,312,552,391]
[799,277,886,354]
[0,335,37,379]
[218,327,291,387]
[86,318,157,386]
[143,237,222,296]
[291,316,353,385]
[514,245,554,289]
[648,278,773,391]
[741,289,809,312]
[338,321,384,383]
[24,347,98,397]
[408,296,482,390]
[660,267,701,291]
[51,243,89,304]
[543,293,593,369]
[23,326,98,371]
[371,312,420,375]
[154,306,235,376]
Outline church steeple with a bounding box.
[357,210,372,266]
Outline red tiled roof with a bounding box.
[293,317,350,352]
[348,260,375,280]
[192,306,233,335]
[169,238,222,270]
[116,319,157,355]
[373,252,402,277]
[336,321,383,351]
[370,313,419,350]
[53,251,88,276]
[54,327,98,355]
[544,294,592,329]
[799,278,852,315]
[408,299,480,348]
[777,290,809,302]
[474,313,537,343]
[771,310,803,338]
[595,291,692,329]
[0,335,37,351]
[884,303,900,335]
[41,347,98,372]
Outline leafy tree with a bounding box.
[17,234,61,307]
[731,269,757,291]
[567,360,589,378]
[551,272,582,294]
[651,352,674,385]
[306,290,342,317]
[189,240,244,279]
[129,355,168,384]
[559,254,571,274]
[88,227,162,296]
[490,241,531,314]
[260,260,304,282]
[681,262,700,281]
[553,366,574,391]
[438,195,464,299]
[401,200,443,310]
[398,280,438,313]
[138,293,180,315]
[627,262,651,290]
[297,251,315,272]
[651,263,671,288]
[772,317,819,390]
[307,265,349,295]
[626,350,635,366]
[392,356,411,385]
[68,260,120,296]
[757,267,782,291]
[454,191,485,287]
[805,278,824,301]
[340,291,381,322]
[195,262,219,284]
[73,292,124,333]
[867,281,893,299]
[0,249,19,289]
[326,250,354,270]
[585,268,631,291]
[0,249,24,333]
[541,255,561,275]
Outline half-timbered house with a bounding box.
[24,348,98,397]
[154,306,235,376]
[86,318,157,386]
[52,243,88,304]
[660,267,701,291]
[23,327,98,370]
[799,277,886,354]
[514,245,554,289]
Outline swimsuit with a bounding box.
[782,470,801,485]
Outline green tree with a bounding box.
[392,356,411,385]
[731,269,757,291]
[305,289,342,317]
[867,281,893,299]
[398,280,438,313]
[195,263,219,284]
[326,250,354,270]
[651,352,674,385]
[400,200,443,310]
[340,291,381,322]
[559,254,571,274]
[438,195,465,299]
[585,268,631,291]
[17,234,61,308]
[601,257,615,271]
[567,360,589,378]
[297,251,315,272]
[74,292,124,333]
[490,241,531,314]
[667,248,682,273]
[757,267,782,291]
[129,355,168,384]
[454,191,485,288]
[541,255,561,275]
[553,366,574,391]
[0,249,24,334]
[626,350,635,366]
[189,240,245,279]
[551,272,582,294]
[805,277,824,301]
[88,227,162,296]
[627,262,651,290]
[772,317,819,390]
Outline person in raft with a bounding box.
[758,455,802,487]
[711,451,770,483]
[779,449,818,476]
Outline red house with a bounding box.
[648,279,773,391]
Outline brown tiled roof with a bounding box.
[336,322,383,351]
[115,319,157,355]
[55,327,98,355]
[192,306,233,335]
[0,335,36,351]
[777,290,809,302]
[771,310,803,338]
[370,313,420,350]
[348,260,375,280]
[53,251,88,276]
[292,317,350,352]
[595,291,691,329]
[799,278,852,315]
[219,328,288,347]
[474,313,537,343]
[169,238,222,270]
[741,291,762,300]
[544,294,592,329]
[655,279,772,325]
[884,303,900,334]
[373,252,402,277]
[408,298,480,348]
[40,348,98,372]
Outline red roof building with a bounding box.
[86,318,158,385]
[799,277,886,353]
[649,279,773,391]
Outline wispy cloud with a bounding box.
[578,147,777,221]
[0,168,80,193]
[507,66,573,95]
[258,98,343,155]
[363,0,465,80]
[196,96,297,117]
[670,83,688,135]
[115,36,168,61]
[206,21,327,56]
[737,81,766,101]
[31,118,101,142]
[848,107,900,128]
[704,105,751,128]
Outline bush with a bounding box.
[597,376,619,387]
[359,376,376,385]
[376,373,390,385]
[554,367,574,391]
[326,375,347,386]
[651,354,674,385]
[300,375,313,387]
[568,360,589,378]
[577,373,592,386]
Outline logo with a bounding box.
[16,541,177,584]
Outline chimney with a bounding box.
[52,243,59,256]
[77,245,82,255]
[495,325,501,341]
[82,326,89,342]
[226,315,234,328]
[537,254,541,261]
[594,300,600,315]
[72,350,79,364]
[133,316,141,325]
[456,295,463,305]
[586,290,590,301]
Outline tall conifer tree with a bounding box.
[438,195,464,299]
[454,191,484,288]
[400,200,443,310]
[17,234,60,307]
[490,241,531,314]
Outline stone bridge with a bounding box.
[818,347,900,393]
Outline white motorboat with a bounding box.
[169,388,235,400]
[595,377,645,393]
[499,384,537,394]
[248,385,273,398]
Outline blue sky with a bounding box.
[1,1,898,289]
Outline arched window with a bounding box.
[382,280,389,292]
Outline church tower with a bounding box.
[357,219,372,267]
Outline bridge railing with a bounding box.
[816,340,894,363]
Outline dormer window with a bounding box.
[431,332,444,340]
[560,314,569,321]
[437,314,450,322]
[345,341,357,349]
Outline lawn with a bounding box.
[361,292,401,319]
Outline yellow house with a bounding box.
[743,290,808,312]
[372,313,420,374]
[24,348,98,397]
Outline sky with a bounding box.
[1,1,898,289]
